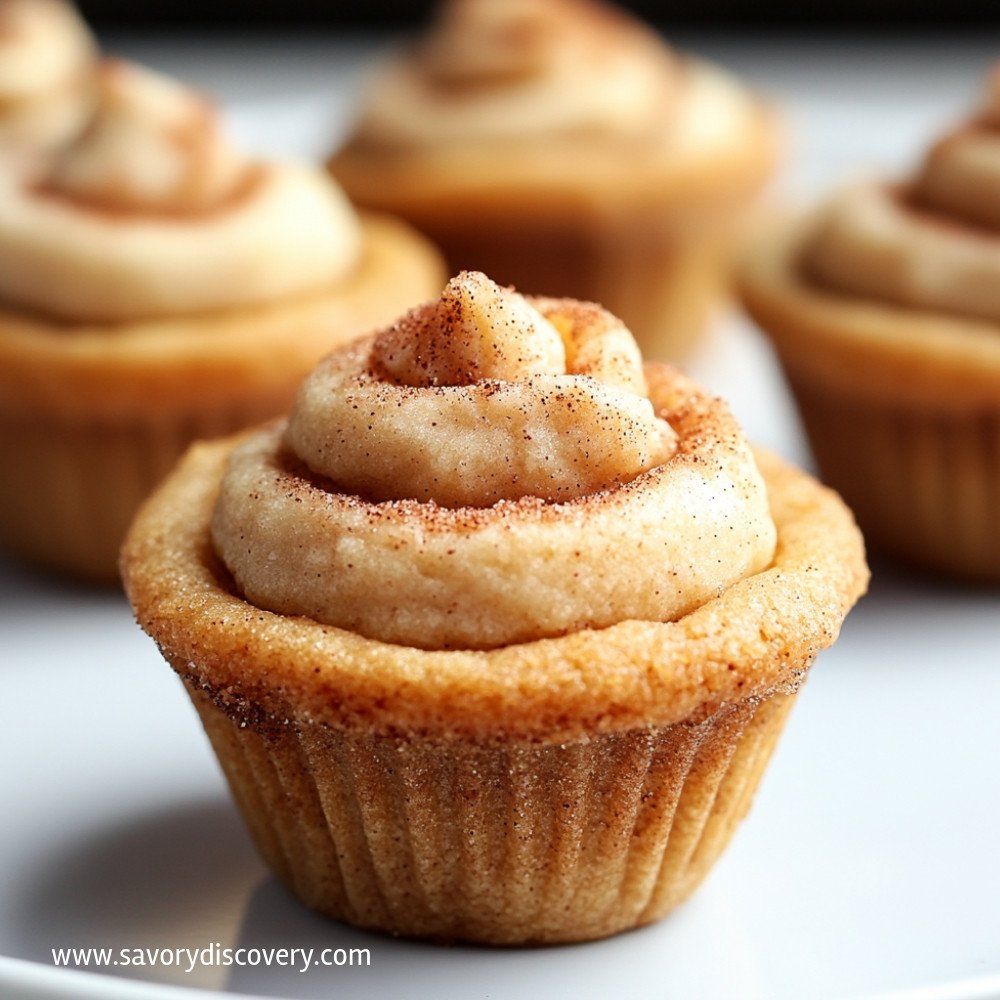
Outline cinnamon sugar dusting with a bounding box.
[286,271,674,506]
[376,270,565,386]
[420,0,664,90]
[211,276,776,649]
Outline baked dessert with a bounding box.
[327,0,779,360]
[122,272,867,945]
[0,59,444,583]
[0,0,96,156]
[739,68,1000,581]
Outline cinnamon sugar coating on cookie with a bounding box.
[126,440,865,741]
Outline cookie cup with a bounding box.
[0,214,444,583]
[740,221,1000,581]
[122,434,866,945]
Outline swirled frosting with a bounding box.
[44,58,247,215]
[212,272,777,650]
[800,67,1000,321]
[0,59,361,321]
[0,0,96,153]
[351,0,678,144]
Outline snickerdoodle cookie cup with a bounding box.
[740,71,1000,581]
[0,60,444,583]
[328,0,779,360]
[123,274,866,944]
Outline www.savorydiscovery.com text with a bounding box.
[51,944,371,974]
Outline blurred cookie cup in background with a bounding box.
[327,0,780,361]
[0,60,444,584]
[122,272,866,945]
[739,68,1000,582]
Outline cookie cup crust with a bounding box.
[0,213,445,581]
[740,219,1000,579]
[122,433,864,943]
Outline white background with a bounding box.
[1,30,999,1000]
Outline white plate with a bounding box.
[3,31,1000,1000]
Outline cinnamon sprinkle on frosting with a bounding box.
[212,275,776,649]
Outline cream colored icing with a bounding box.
[213,273,777,650]
[285,271,675,506]
[0,0,96,152]
[801,181,1000,322]
[45,59,246,214]
[801,68,1000,321]
[0,59,362,321]
[667,61,764,157]
[347,0,760,168]
[351,0,677,144]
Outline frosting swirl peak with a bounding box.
[285,272,675,506]
[0,0,95,153]
[45,59,246,215]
